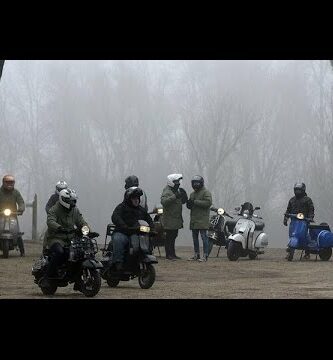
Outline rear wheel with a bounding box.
[81,268,101,297]
[138,264,156,289]
[2,239,9,258]
[249,252,258,260]
[227,241,241,261]
[319,248,332,261]
[40,282,58,295]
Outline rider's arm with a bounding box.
[143,210,154,228]
[285,199,292,216]
[111,204,128,229]
[47,207,62,230]
[193,191,212,209]
[15,190,26,213]
[307,198,315,220]
[161,189,177,206]
[75,208,88,229]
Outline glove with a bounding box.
[175,191,182,199]
[58,226,71,234]
[186,199,194,209]
[283,217,288,227]
[17,210,24,215]
[179,188,188,203]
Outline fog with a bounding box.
[1,60,332,247]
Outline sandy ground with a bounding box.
[1,241,333,299]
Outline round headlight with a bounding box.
[140,226,150,233]
[217,208,225,215]
[4,209,11,216]
[81,225,90,235]
[297,213,305,220]
[157,209,163,214]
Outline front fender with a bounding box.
[142,254,158,264]
[82,259,103,269]
[228,234,245,248]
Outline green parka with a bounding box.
[188,187,212,230]
[160,185,184,230]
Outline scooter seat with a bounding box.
[309,224,331,231]
[254,222,265,231]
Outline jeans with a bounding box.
[47,242,69,277]
[112,232,130,264]
[165,230,178,258]
[192,229,209,256]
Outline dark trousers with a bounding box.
[165,230,178,258]
[47,243,69,278]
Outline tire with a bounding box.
[2,239,9,258]
[249,252,258,260]
[41,284,58,295]
[319,248,332,261]
[138,264,156,289]
[207,238,214,257]
[81,268,101,297]
[106,277,120,288]
[227,241,241,261]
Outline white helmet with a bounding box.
[167,174,183,188]
[56,180,68,194]
[59,188,77,209]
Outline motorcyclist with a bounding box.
[124,175,148,212]
[45,180,68,213]
[186,175,212,262]
[0,175,25,256]
[111,186,154,271]
[42,180,69,252]
[160,174,188,260]
[42,188,89,290]
[284,182,314,260]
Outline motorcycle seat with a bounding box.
[308,224,331,231]
[254,222,265,231]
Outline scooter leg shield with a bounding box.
[288,236,300,249]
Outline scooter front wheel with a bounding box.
[138,264,156,289]
[106,278,120,288]
[319,248,332,261]
[248,252,258,260]
[227,241,241,261]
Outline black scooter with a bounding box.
[100,220,158,289]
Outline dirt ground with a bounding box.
[1,241,333,299]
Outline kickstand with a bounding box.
[217,246,221,258]
[300,250,304,261]
[315,253,318,262]
[157,246,161,257]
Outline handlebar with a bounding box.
[210,207,233,219]
[0,210,23,216]
[285,213,313,222]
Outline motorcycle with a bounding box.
[207,207,237,257]
[148,205,165,256]
[100,220,158,289]
[285,212,333,261]
[0,209,25,258]
[32,226,103,297]
[227,204,268,261]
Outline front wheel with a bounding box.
[2,239,9,258]
[227,241,241,261]
[81,268,101,297]
[319,248,332,261]
[106,278,120,288]
[138,264,156,289]
[40,281,58,295]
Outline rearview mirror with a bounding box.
[255,207,260,210]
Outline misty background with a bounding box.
[0,60,332,248]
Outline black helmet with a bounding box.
[125,175,139,189]
[124,186,143,202]
[191,175,204,190]
[294,182,306,198]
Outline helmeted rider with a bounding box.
[187,175,212,262]
[111,186,154,271]
[160,173,188,260]
[45,180,68,213]
[284,182,314,260]
[0,175,25,256]
[124,175,148,212]
[42,188,89,290]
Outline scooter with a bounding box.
[207,207,237,257]
[100,220,158,289]
[285,212,333,261]
[148,205,165,256]
[227,204,268,261]
[0,209,25,258]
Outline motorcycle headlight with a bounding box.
[4,209,11,216]
[217,208,225,215]
[140,226,150,233]
[81,225,90,235]
[297,213,304,220]
[157,208,163,214]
